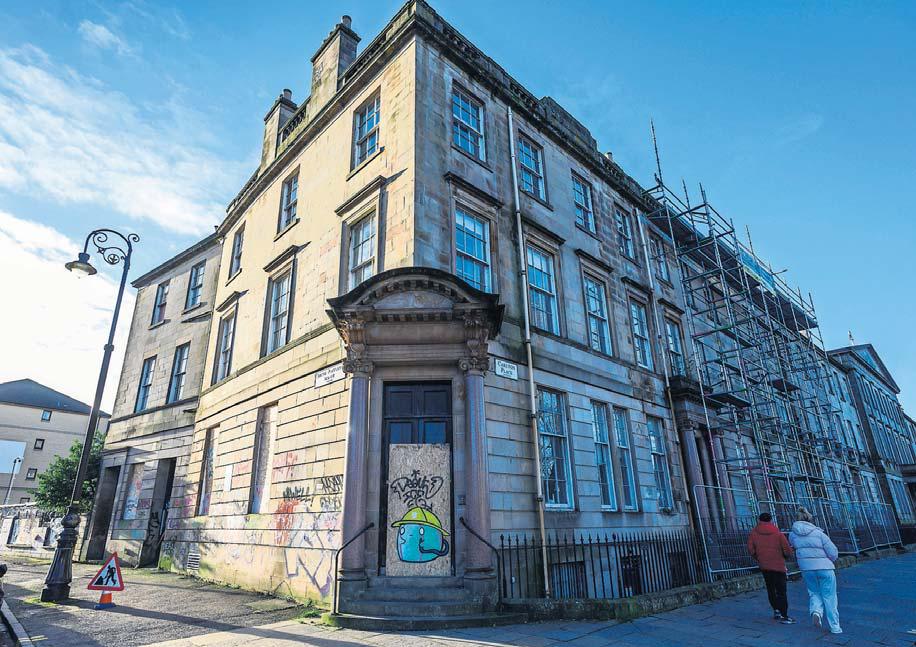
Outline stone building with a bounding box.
[0,379,109,506]
[84,233,221,565]
[830,344,916,527]
[109,2,694,615]
[89,0,910,622]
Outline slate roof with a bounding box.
[0,379,110,417]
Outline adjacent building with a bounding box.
[830,345,916,528]
[87,0,914,621]
[84,234,221,565]
[0,379,109,506]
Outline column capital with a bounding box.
[342,358,374,377]
[459,356,489,375]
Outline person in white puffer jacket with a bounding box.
[788,507,841,634]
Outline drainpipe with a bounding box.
[507,106,550,598]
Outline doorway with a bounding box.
[378,382,453,574]
[85,465,121,560]
[139,458,176,567]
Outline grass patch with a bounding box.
[23,595,59,608]
[296,602,323,620]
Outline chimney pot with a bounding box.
[341,15,352,29]
[282,88,292,101]
[604,151,614,162]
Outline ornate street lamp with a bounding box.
[41,228,138,602]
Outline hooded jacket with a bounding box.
[788,521,839,571]
[747,521,793,572]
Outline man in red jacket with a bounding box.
[748,512,796,624]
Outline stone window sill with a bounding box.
[347,146,384,181]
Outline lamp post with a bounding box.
[41,229,138,603]
[3,458,22,506]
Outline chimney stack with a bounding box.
[261,89,298,170]
[308,15,360,118]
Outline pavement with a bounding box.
[2,552,915,647]
[0,556,302,646]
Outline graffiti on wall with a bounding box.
[122,463,144,520]
[385,444,451,577]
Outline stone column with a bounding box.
[339,359,373,582]
[678,423,711,524]
[460,356,493,580]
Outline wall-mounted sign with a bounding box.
[494,359,518,380]
[315,363,345,387]
[385,444,452,577]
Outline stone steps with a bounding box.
[322,611,528,631]
[344,598,482,617]
[357,585,470,601]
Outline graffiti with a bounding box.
[122,464,144,520]
[280,475,343,513]
[389,470,444,510]
[391,507,449,563]
[385,445,451,576]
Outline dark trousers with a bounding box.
[761,569,788,617]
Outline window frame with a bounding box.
[150,281,169,325]
[572,172,596,233]
[185,261,206,310]
[517,134,546,200]
[33,438,44,450]
[647,416,674,510]
[278,172,299,232]
[650,236,671,283]
[536,387,574,509]
[664,318,686,376]
[591,401,618,511]
[347,211,377,290]
[135,355,157,412]
[614,208,636,260]
[582,272,612,355]
[264,268,294,355]
[454,205,492,291]
[613,407,639,511]
[166,342,191,404]
[40,409,51,422]
[526,243,561,335]
[228,226,244,278]
[352,93,381,168]
[248,404,278,514]
[196,428,217,516]
[451,84,486,162]
[25,468,37,480]
[212,310,237,384]
[629,297,655,370]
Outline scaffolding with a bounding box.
[642,165,900,568]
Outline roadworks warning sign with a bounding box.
[87,552,125,591]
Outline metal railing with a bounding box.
[459,516,505,606]
[499,529,708,600]
[331,522,374,615]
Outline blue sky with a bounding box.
[0,1,913,410]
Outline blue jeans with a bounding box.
[802,569,840,632]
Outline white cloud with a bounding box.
[0,211,132,412]
[77,20,135,57]
[0,45,245,235]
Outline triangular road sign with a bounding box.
[87,552,125,591]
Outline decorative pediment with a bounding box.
[326,267,504,368]
[327,267,502,333]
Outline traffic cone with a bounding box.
[95,591,115,610]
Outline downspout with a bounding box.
[507,106,550,598]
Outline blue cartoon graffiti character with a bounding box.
[391,506,450,563]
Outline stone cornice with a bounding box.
[444,172,503,208]
[335,175,387,215]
